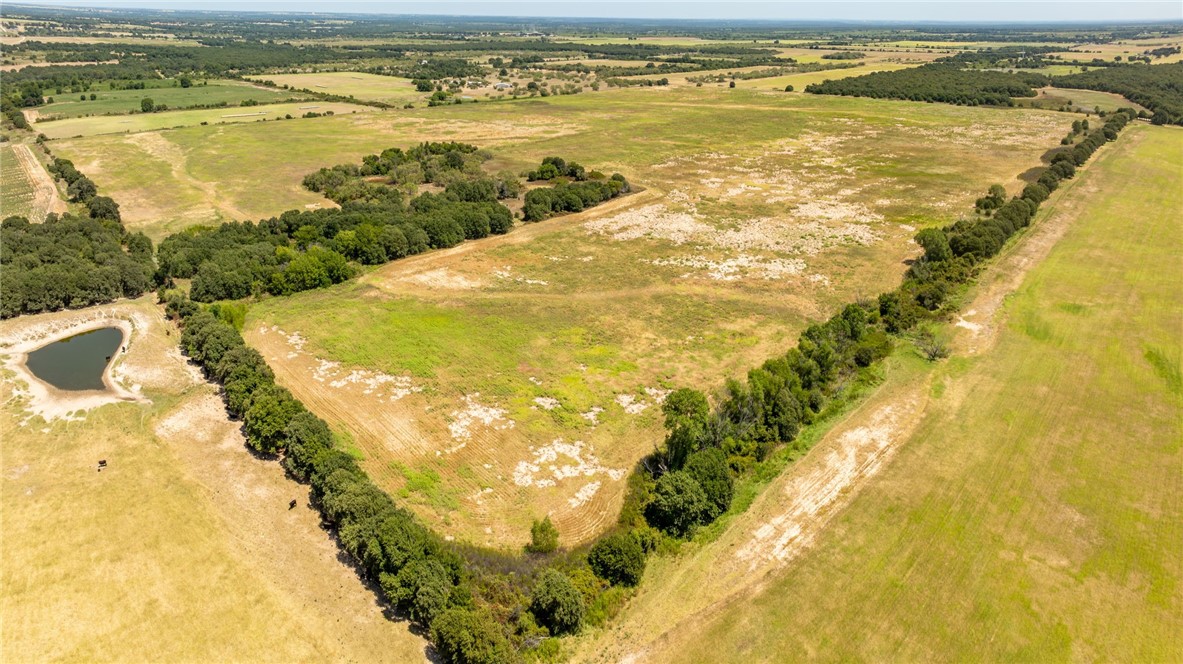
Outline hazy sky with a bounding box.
[9,1,1182,23]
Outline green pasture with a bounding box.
[37,100,373,139]
[36,80,301,119]
[665,124,1183,662]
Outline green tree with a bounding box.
[588,532,645,587]
[244,384,304,453]
[915,227,952,263]
[684,448,733,519]
[430,608,516,664]
[86,195,121,222]
[526,516,559,553]
[645,471,711,537]
[530,569,584,636]
[661,387,710,469]
[140,97,154,113]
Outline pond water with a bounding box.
[25,327,124,391]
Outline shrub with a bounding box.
[526,516,559,553]
[430,608,516,664]
[529,569,584,636]
[588,532,645,587]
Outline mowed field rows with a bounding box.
[238,88,1072,547]
[588,124,1182,662]
[0,143,66,221]
[0,299,426,662]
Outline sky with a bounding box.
[10,1,1182,23]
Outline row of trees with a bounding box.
[167,288,663,662]
[165,293,521,662]
[586,111,1136,597]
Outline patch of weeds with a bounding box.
[394,462,461,512]
[1144,345,1182,396]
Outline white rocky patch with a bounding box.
[447,393,514,444]
[512,439,625,491]
[533,396,561,411]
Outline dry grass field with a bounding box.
[0,143,67,221]
[572,124,1182,663]
[227,88,1074,548]
[248,71,427,105]
[0,298,426,662]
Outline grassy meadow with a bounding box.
[36,100,373,140]
[596,124,1182,662]
[34,79,301,120]
[249,71,426,105]
[224,86,1076,546]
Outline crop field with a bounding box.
[32,80,301,120]
[204,87,1076,547]
[0,298,426,662]
[248,72,426,105]
[35,100,373,140]
[0,145,39,219]
[0,143,66,221]
[580,124,1182,662]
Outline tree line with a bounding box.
[586,110,1137,602]
[1056,62,1183,126]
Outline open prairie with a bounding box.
[249,71,427,105]
[36,100,372,140]
[32,79,301,120]
[581,124,1182,662]
[225,88,1073,547]
[0,298,426,662]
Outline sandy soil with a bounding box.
[0,304,166,422]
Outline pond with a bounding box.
[25,327,124,391]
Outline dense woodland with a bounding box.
[1,154,154,318]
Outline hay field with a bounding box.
[0,298,426,662]
[1,145,40,219]
[235,88,1072,548]
[36,100,372,140]
[582,124,1182,662]
[249,72,426,105]
[33,79,300,120]
[0,143,66,221]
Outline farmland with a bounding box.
[3,7,1180,663]
[32,79,301,120]
[228,88,1070,546]
[34,100,373,140]
[575,124,1182,662]
[0,145,40,219]
[249,71,426,105]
